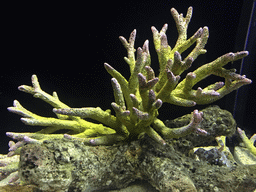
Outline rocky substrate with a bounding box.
[13,136,256,192]
[1,106,256,191]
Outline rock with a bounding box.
[19,140,138,192]
[5,135,256,192]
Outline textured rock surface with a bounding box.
[19,140,138,192]
[17,135,256,192]
[18,137,199,192]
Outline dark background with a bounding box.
[1,0,255,154]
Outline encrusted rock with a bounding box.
[16,136,256,192]
[19,140,138,192]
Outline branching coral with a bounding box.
[237,127,256,156]
[7,7,251,152]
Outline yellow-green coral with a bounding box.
[7,7,251,152]
[237,128,256,156]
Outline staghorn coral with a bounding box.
[7,7,251,153]
[237,127,256,156]
[0,154,19,186]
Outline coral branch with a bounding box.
[129,44,150,95]
[111,78,126,108]
[171,6,193,44]
[145,126,166,145]
[64,133,126,145]
[8,100,84,133]
[119,29,136,73]
[0,154,20,186]
[132,107,150,120]
[111,102,131,127]
[138,73,159,91]
[176,27,203,55]
[145,66,155,80]
[193,51,249,84]
[152,99,162,110]
[151,24,172,82]
[183,27,208,61]
[169,51,251,105]
[53,107,119,129]
[18,74,69,110]
[153,110,205,139]
[156,69,180,101]
[171,51,194,76]
[104,63,133,110]
[237,127,256,156]
[5,132,63,156]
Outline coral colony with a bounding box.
[2,6,255,191]
[6,7,251,150]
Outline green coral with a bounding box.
[7,7,251,151]
[237,128,256,156]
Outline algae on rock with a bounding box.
[17,133,256,192]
